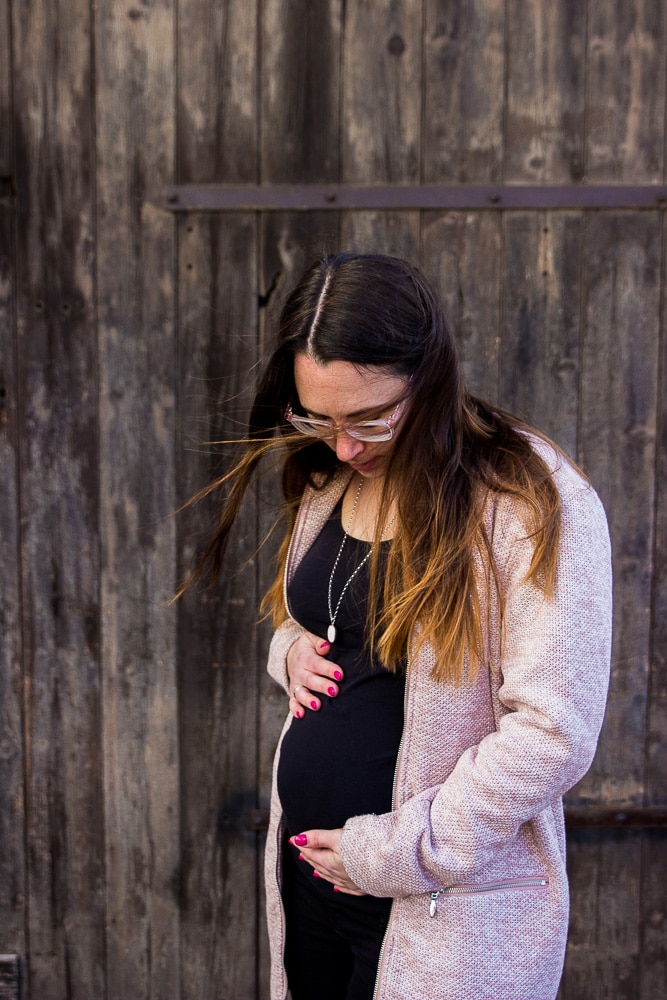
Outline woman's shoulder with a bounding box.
[525,433,608,525]
[486,432,609,547]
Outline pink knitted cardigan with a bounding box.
[264,442,612,1000]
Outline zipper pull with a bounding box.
[429,891,439,917]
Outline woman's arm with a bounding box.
[337,478,613,898]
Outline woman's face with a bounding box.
[293,354,408,479]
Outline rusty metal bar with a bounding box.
[0,955,21,1000]
[163,183,667,213]
[564,806,667,829]
[246,807,667,834]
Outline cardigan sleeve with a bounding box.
[267,617,306,694]
[340,471,613,898]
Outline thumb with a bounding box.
[291,828,341,851]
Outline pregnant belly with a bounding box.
[276,676,404,835]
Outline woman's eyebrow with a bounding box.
[304,402,394,420]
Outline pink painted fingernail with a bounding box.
[294,834,308,847]
[298,853,306,860]
[328,686,336,697]
[296,710,304,719]
[333,886,341,893]
[312,871,321,879]
[333,670,343,681]
[311,700,318,710]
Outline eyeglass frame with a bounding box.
[284,399,406,442]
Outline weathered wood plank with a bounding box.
[177,6,261,995]
[646,218,667,807]
[638,831,667,998]
[0,0,25,965]
[561,213,662,1000]
[259,6,344,991]
[176,213,261,1000]
[586,0,667,181]
[639,224,667,1000]
[577,212,660,804]
[10,0,104,996]
[340,1,421,308]
[500,212,582,456]
[261,0,343,183]
[257,212,342,998]
[177,2,257,184]
[339,211,420,261]
[561,830,642,1000]
[0,0,11,175]
[95,2,179,998]
[504,0,587,183]
[423,0,505,182]
[570,6,666,995]
[0,955,21,1000]
[342,0,422,184]
[421,211,502,404]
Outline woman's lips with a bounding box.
[350,457,377,473]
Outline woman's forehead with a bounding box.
[293,354,406,416]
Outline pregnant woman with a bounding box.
[181,252,612,1000]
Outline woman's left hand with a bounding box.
[290,828,366,896]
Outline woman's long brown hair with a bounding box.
[179,253,565,685]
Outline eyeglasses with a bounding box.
[284,401,404,442]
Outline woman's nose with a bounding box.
[334,431,365,463]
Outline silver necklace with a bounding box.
[326,478,395,643]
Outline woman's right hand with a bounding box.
[286,632,344,718]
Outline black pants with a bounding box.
[282,844,392,1000]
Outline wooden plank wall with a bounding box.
[0,1,665,998]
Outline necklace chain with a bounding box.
[326,477,394,644]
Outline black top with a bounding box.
[277,502,406,836]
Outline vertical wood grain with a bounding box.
[421,3,504,413]
[639,222,667,1000]
[177,4,261,995]
[261,0,342,185]
[259,5,344,991]
[500,212,582,457]
[0,0,11,174]
[423,0,505,182]
[0,0,26,965]
[256,210,344,997]
[341,1,422,268]
[578,213,660,804]
[342,0,422,184]
[339,212,420,261]
[177,2,257,185]
[581,6,667,996]
[559,213,662,1000]
[586,0,667,181]
[10,0,104,997]
[504,0,587,183]
[95,2,179,998]
[639,831,667,998]
[176,214,260,1000]
[562,830,642,1000]
[421,211,502,404]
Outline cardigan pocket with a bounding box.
[428,876,549,917]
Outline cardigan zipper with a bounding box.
[275,818,289,999]
[372,654,411,1000]
[428,877,549,917]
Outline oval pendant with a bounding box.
[327,624,337,643]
